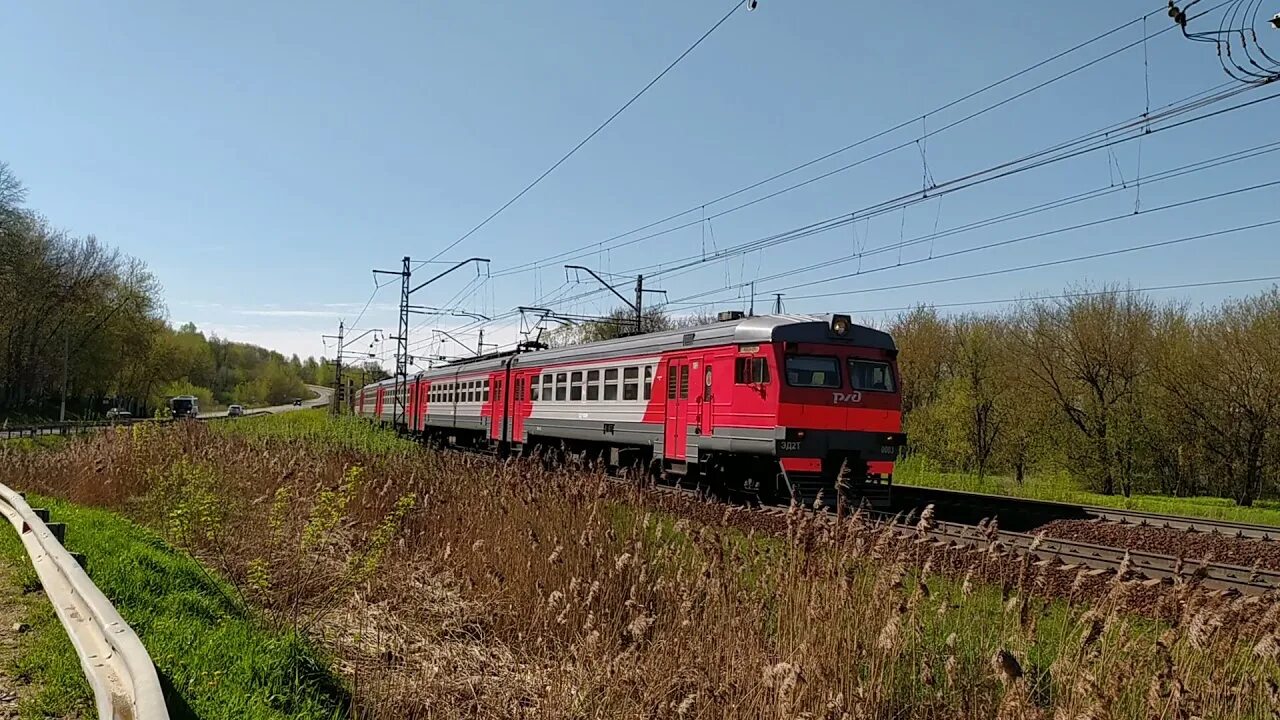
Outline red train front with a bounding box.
[356,313,904,508]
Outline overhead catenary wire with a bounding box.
[664,175,1280,309]
[667,216,1280,315]
[424,0,749,265]
[643,81,1272,282]
[659,144,1280,308]
[490,0,1237,279]
[540,81,1280,313]
[538,77,1261,313]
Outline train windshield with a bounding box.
[784,355,840,388]
[849,359,896,392]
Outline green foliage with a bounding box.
[894,285,1280,505]
[0,496,348,719]
[303,466,362,551]
[348,492,417,583]
[149,457,227,542]
[0,164,326,420]
[216,409,418,456]
[895,455,1280,525]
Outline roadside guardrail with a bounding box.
[0,483,169,719]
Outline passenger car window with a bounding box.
[587,370,600,401]
[785,356,840,388]
[849,359,896,392]
[555,372,567,401]
[530,377,540,401]
[643,365,653,400]
[604,368,619,401]
[570,371,583,401]
[623,367,639,401]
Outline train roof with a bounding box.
[509,313,894,369]
[355,315,895,392]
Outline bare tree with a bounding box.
[1014,289,1157,495]
[1161,290,1280,506]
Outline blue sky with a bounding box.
[2,1,1277,365]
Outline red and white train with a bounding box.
[354,313,904,506]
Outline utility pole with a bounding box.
[374,256,489,430]
[749,281,756,317]
[565,265,666,336]
[59,330,69,422]
[325,324,383,415]
[773,294,784,314]
[635,274,644,334]
[322,321,345,414]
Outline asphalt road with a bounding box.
[1,386,334,438]
[200,385,332,418]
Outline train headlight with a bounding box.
[831,314,851,336]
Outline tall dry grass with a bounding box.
[3,417,1279,719]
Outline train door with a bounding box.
[490,375,505,442]
[511,371,528,446]
[696,356,715,438]
[374,387,385,418]
[413,381,427,432]
[664,356,691,461]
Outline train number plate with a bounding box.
[779,441,802,451]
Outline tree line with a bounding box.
[0,162,337,420]
[890,287,1280,506]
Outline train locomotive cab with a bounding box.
[768,314,905,508]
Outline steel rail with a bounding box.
[893,484,1280,541]
[1077,505,1280,540]
[898,517,1280,595]
[0,483,169,719]
[655,484,1279,595]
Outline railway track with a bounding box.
[643,482,1280,596]
[892,484,1280,541]
[418,437,1280,596]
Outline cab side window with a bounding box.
[734,356,770,384]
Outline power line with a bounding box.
[491,1,1233,278]
[645,81,1270,283]
[425,0,748,265]
[664,175,1280,310]
[661,142,1280,307]
[543,81,1279,311]
[781,218,1280,302]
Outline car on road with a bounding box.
[292,398,302,406]
[105,408,132,422]
[227,404,244,417]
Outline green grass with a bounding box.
[895,456,1280,526]
[0,496,348,720]
[217,409,418,455]
[0,435,69,453]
